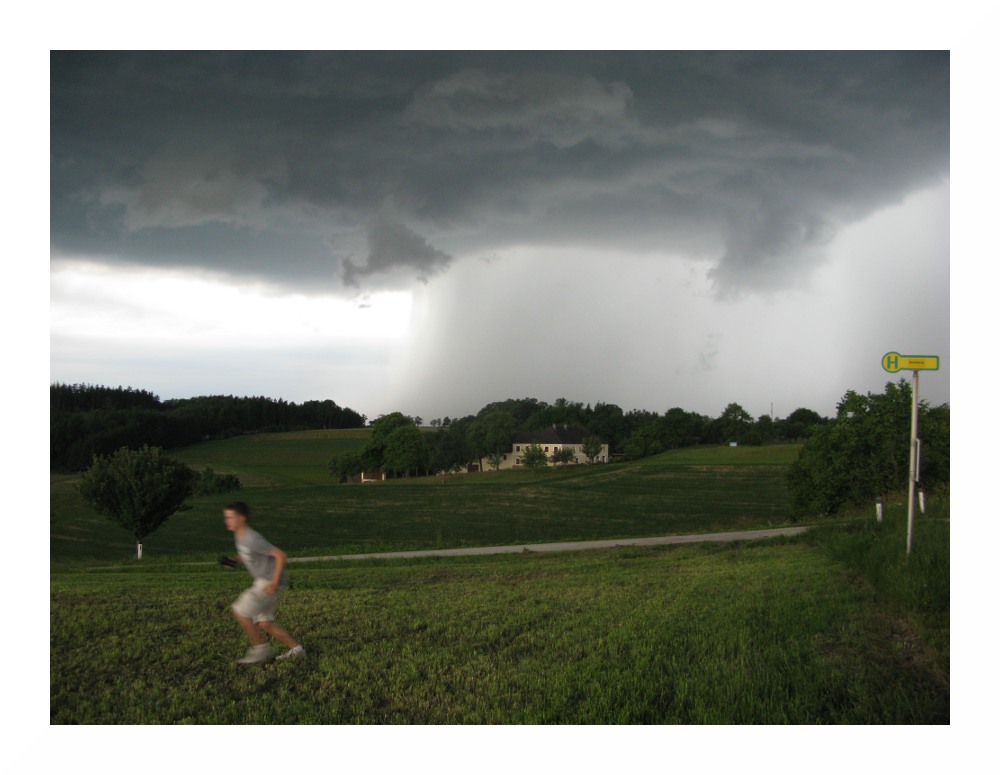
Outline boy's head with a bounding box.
[223,501,251,532]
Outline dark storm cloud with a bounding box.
[50,51,949,295]
[341,205,453,287]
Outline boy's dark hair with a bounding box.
[225,501,251,520]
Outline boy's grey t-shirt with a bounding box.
[236,527,287,589]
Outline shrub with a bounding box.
[193,466,242,496]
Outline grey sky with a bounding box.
[50,51,949,420]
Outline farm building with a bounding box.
[498,424,609,470]
[347,469,396,484]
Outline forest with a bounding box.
[50,383,366,471]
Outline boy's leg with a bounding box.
[259,620,300,649]
[233,609,268,646]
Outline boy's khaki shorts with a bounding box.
[232,578,281,623]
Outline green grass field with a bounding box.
[50,508,949,723]
[50,432,948,723]
[50,433,802,563]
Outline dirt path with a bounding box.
[290,526,810,563]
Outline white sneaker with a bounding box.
[236,644,274,664]
[276,645,306,661]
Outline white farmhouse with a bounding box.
[495,424,609,470]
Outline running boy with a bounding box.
[222,501,305,663]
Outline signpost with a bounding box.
[882,352,940,555]
[881,352,939,373]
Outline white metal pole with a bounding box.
[906,371,919,556]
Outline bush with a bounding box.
[330,452,365,482]
[193,466,241,496]
[788,381,949,516]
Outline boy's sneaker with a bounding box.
[276,645,306,661]
[236,644,274,664]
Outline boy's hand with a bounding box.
[219,556,238,569]
[264,581,278,595]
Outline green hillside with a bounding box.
[50,432,801,563]
[171,428,371,487]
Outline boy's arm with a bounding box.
[264,547,287,594]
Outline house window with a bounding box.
[515,445,521,452]
[515,458,521,465]
[503,454,507,460]
[544,446,549,452]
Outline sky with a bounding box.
[50,51,950,421]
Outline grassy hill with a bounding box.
[50,432,949,723]
[50,433,802,563]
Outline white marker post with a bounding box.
[882,352,939,557]
[915,438,926,514]
[906,370,919,556]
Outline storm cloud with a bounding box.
[342,205,453,287]
[51,51,949,297]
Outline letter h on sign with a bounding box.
[886,353,898,371]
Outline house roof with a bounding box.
[511,424,600,445]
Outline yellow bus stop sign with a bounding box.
[882,352,940,373]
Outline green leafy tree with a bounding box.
[329,451,365,482]
[623,424,663,460]
[523,397,585,430]
[369,412,417,449]
[466,419,488,471]
[383,424,428,477]
[350,412,421,475]
[788,381,949,516]
[585,402,628,453]
[719,403,753,442]
[551,447,575,465]
[427,423,471,474]
[581,436,604,463]
[520,442,549,470]
[78,445,194,558]
[468,411,516,471]
[483,411,516,455]
[486,451,506,471]
[784,407,825,440]
[742,415,775,447]
[660,407,702,449]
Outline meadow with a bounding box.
[50,433,801,563]
[49,431,949,723]
[50,508,949,724]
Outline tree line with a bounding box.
[51,383,366,471]
[331,384,950,519]
[329,398,830,481]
